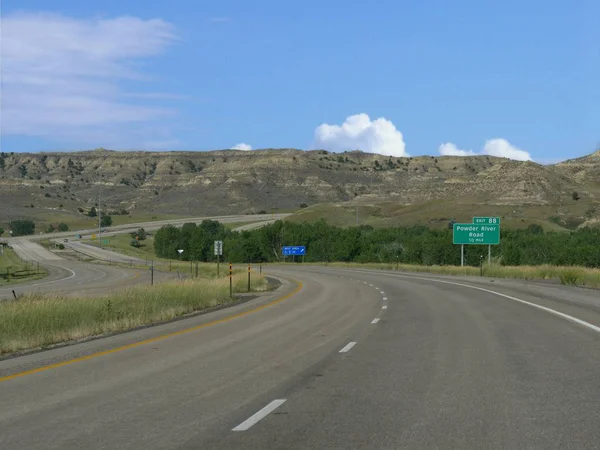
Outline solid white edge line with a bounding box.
[382,305,388,310]
[339,341,357,353]
[232,399,287,431]
[349,269,600,334]
[0,263,76,292]
[371,318,380,324]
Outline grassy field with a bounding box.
[223,221,264,230]
[82,234,229,275]
[0,248,48,287]
[287,199,598,231]
[87,233,157,260]
[0,272,268,355]
[316,262,600,288]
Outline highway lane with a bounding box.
[0,239,172,299]
[26,213,291,241]
[0,259,173,299]
[0,271,382,449]
[55,219,278,264]
[0,266,598,449]
[57,239,148,265]
[1,214,280,297]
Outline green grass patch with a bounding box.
[82,235,233,277]
[223,221,264,230]
[86,233,157,260]
[286,200,593,231]
[0,273,268,356]
[0,248,48,286]
[32,212,186,233]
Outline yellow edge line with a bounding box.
[0,279,303,383]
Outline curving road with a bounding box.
[28,213,291,241]
[0,215,289,299]
[0,266,599,449]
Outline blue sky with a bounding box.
[2,0,598,163]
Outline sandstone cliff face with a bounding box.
[0,149,597,221]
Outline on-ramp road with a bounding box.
[0,266,599,449]
[0,239,170,300]
[0,215,286,299]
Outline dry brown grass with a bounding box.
[0,273,267,356]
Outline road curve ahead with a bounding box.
[0,239,170,299]
[1,266,599,449]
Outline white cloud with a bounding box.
[438,138,532,161]
[1,11,180,147]
[439,142,476,156]
[482,138,532,161]
[313,113,408,157]
[231,143,252,151]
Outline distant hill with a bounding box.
[0,148,598,230]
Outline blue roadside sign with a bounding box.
[282,246,306,256]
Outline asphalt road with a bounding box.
[1,266,599,449]
[53,219,278,264]
[0,215,286,298]
[26,213,291,241]
[0,239,171,300]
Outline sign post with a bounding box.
[453,217,501,267]
[229,262,233,297]
[214,240,223,277]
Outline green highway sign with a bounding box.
[453,223,500,245]
[473,216,501,225]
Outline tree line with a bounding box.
[153,220,600,267]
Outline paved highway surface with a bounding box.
[28,213,291,241]
[0,237,172,300]
[1,215,287,298]
[1,266,598,449]
[53,219,280,264]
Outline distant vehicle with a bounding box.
[64,239,69,242]
[101,228,106,232]
[77,234,82,238]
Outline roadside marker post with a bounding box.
[229,263,233,298]
[195,261,199,278]
[150,260,154,286]
[214,240,223,277]
[247,264,251,292]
